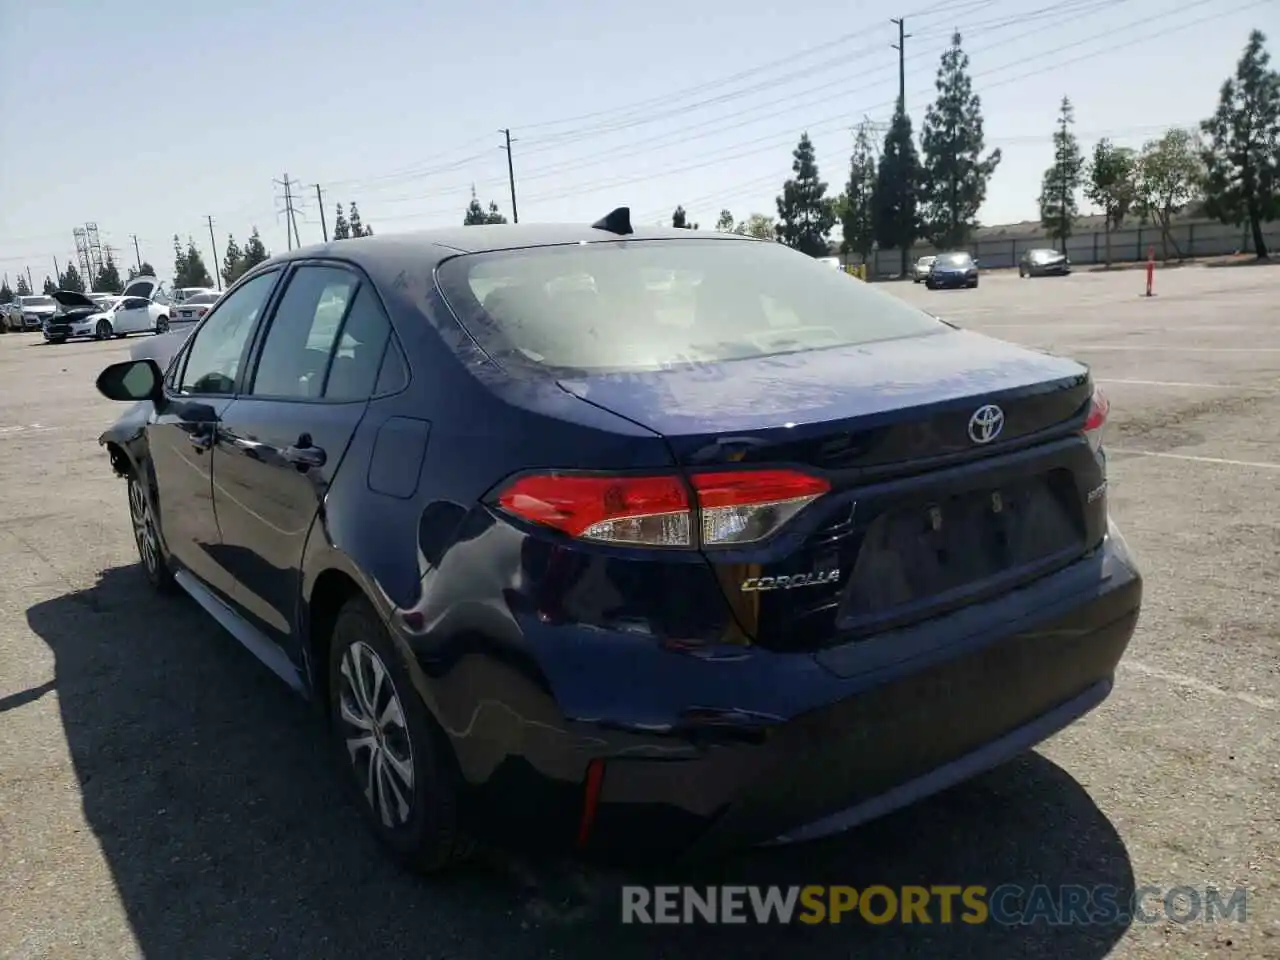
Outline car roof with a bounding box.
[259,222,758,272]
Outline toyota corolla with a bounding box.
[92,210,1142,872]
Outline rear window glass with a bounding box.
[186,292,220,304]
[935,253,972,267]
[436,239,944,376]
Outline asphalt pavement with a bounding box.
[0,260,1277,959]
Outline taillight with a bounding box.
[493,468,831,548]
[197,307,208,317]
[1083,386,1109,453]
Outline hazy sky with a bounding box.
[1,0,1274,285]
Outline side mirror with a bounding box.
[96,358,164,403]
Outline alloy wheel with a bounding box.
[128,477,160,576]
[96,319,111,340]
[338,640,416,830]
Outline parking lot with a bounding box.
[1,262,1277,959]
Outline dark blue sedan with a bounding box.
[93,209,1141,871]
[926,251,981,289]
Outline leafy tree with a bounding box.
[16,275,32,296]
[1136,127,1203,260]
[332,203,351,240]
[734,213,776,239]
[873,106,922,274]
[464,187,508,224]
[0,281,11,303]
[776,132,837,256]
[841,121,878,260]
[1038,96,1085,251]
[920,32,1002,249]
[222,234,244,286]
[349,202,369,238]
[242,228,270,270]
[42,277,57,295]
[93,253,124,293]
[1085,139,1138,267]
[715,209,735,232]
[127,261,157,282]
[59,263,85,292]
[1201,29,1280,259]
[172,235,188,285]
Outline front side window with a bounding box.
[249,265,358,399]
[436,239,945,376]
[178,271,279,395]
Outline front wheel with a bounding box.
[128,472,177,593]
[95,318,112,340]
[328,597,473,874]
[155,316,169,334]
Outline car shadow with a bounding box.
[1203,255,1278,268]
[26,564,1135,959]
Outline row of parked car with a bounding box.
[1,278,222,342]
[910,247,1072,288]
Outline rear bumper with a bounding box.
[451,527,1141,863]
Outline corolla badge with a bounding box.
[968,404,1005,444]
[741,570,840,592]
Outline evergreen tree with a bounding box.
[775,132,837,256]
[172,235,188,286]
[0,281,11,303]
[873,106,922,274]
[841,121,878,260]
[670,205,697,229]
[715,209,735,232]
[16,275,31,296]
[242,228,270,270]
[93,254,124,293]
[1085,139,1138,267]
[464,187,508,224]
[222,234,244,286]
[348,202,370,238]
[1201,29,1280,259]
[1038,96,1085,251]
[127,261,157,282]
[41,277,56,295]
[920,32,1002,249]
[59,263,85,292]
[332,203,351,240]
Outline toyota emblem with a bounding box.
[968,404,1005,444]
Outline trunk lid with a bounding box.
[558,329,1105,651]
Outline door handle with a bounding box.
[283,444,326,468]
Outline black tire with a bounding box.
[95,318,112,340]
[127,470,177,593]
[327,597,473,874]
[1019,266,1026,278]
[155,316,169,334]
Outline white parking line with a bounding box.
[1096,378,1237,389]
[1109,448,1280,470]
[1123,660,1276,711]
[1069,345,1280,353]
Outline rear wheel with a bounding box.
[327,596,473,874]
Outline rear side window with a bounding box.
[436,239,944,376]
[323,285,393,401]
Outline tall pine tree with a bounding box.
[94,253,124,293]
[1201,29,1280,259]
[222,234,245,285]
[60,263,86,292]
[920,32,1001,249]
[242,228,270,270]
[775,132,836,257]
[1038,96,1084,251]
[873,106,922,274]
[40,277,55,295]
[332,203,351,240]
[16,275,32,296]
[841,121,878,261]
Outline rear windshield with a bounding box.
[21,296,54,307]
[935,253,972,267]
[185,292,220,304]
[436,239,945,376]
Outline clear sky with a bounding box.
[1,0,1274,286]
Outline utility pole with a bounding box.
[315,184,329,242]
[130,234,143,271]
[207,215,222,291]
[500,128,519,224]
[890,16,912,278]
[890,18,910,112]
[26,266,34,292]
[53,256,60,286]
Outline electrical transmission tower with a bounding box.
[85,223,105,281]
[274,174,305,250]
[73,227,92,285]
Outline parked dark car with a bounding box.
[93,211,1142,872]
[926,251,980,289]
[1020,248,1072,277]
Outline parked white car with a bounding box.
[43,277,171,343]
[169,289,221,328]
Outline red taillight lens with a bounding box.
[197,307,208,317]
[1083,386,1109,452]
[494,468,830,548]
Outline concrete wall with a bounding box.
[859,219,1280,277]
